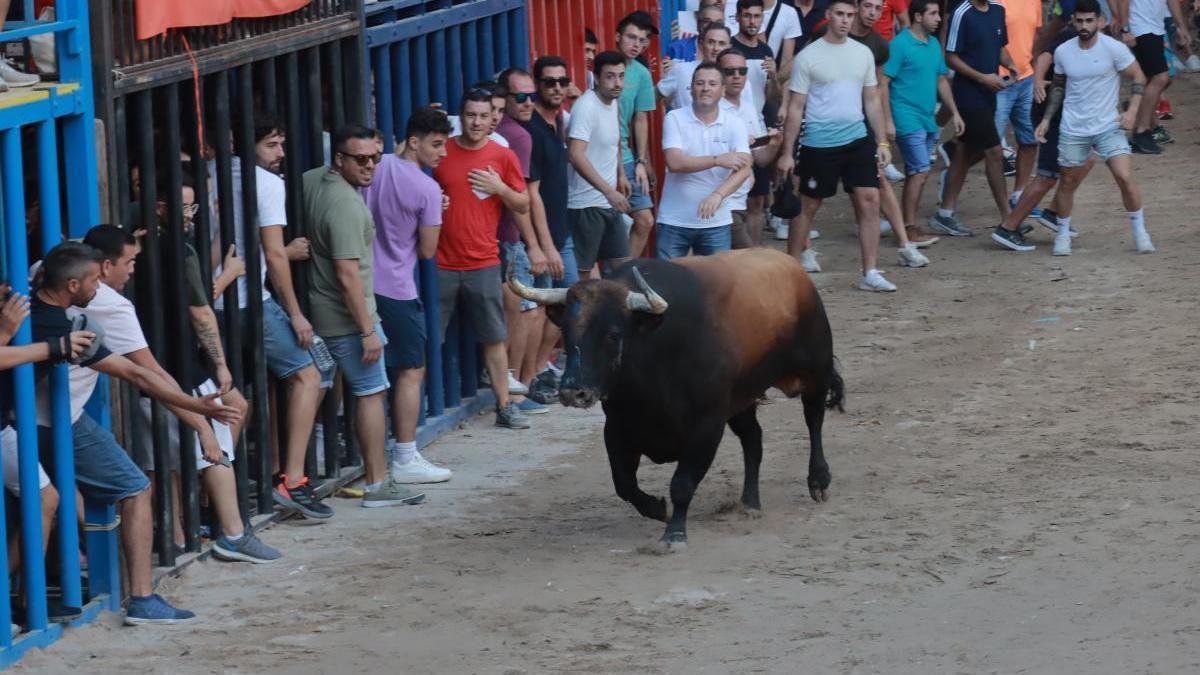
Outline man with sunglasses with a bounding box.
[717,49,782,248]
[305,125,427,507]
[434,89,533,431]
[615,11,661,259]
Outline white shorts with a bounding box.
[1,426,51,496]
[136,380,235,472]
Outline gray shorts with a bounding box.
[437,265,507,344]
[568,207,630,271]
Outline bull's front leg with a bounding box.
[605,426,668,522]
[661,426,723,551]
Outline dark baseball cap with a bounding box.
[618,10,660,36]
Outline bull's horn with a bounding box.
[507,268,568,305]
[626,267,668,315]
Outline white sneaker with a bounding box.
[390,452,452,484]
[883,163,905,182]
[1052,236,1072,256]
[773,218,789,241]
[544,360,563,377]
[1187,54,1200,72]
[808,229,820,240]
[506,369,528,395]
[1134,230,1155,253]
[858,269,897,292]
[897,244,929,268]
[879,218,893,235]
[800,248,821,273]
[0,59,39,88]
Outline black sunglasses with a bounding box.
[539,76,572,88]
[339,151,383,167]
[510,92,535,103]
[722,67,749,76]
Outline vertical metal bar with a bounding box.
[419,259,444,417]
[257,58,279,116]
[464,20,481,86]
[393,40,411,137]
[373,46,394,152]
[211,71,251,520]
[136,89,176,568]
[57,0,101,236]
[413,35,430,108]
[446,25,463,109]
[161,84,201,553]
[304,46,324,170]
[478,18,495,82]
[114,97,130,226]
[187,80,214,289]
[459,309,479,399]
[442,314,461,409]
[327,40,346,133]
[513,6,531,69]
[37,118,84,613]
[236,63,273,517]
[430,30,447,107]
[495,12,511,81]
[1,127,45,638]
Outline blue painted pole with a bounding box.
[0,130,18,648]
[418,259,445,417]
[36,119,83,613]
[431,31,448,108]
[392,42,411,135]
[463,21,480,86]
[513,5,531,69]
[56,0,101,235]
[413,35,430,107]
[373,46,395,152]
[2,127,48,633]
[446,25,463,109]
[442,313,461,409]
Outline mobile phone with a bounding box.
[750,135,771,148]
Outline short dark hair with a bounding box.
[153,166,196,203]
[908,0,941,20]
[83,225,137,263]
[1074,0,1101,15]
[404,106,453,141]
[828,0,857,9]
[737,0,765,12]
[716,48,745,62]
[700,23,732,42]
[331,124,377,155]
[615,13,652,36]
[254,111,285,144]
[692,61,725,84]
[461,85,495,113]
[585,28,598,44]
[498,67,532,93]
[40,241,103,292]
[533,55,568,80]
[594,50,625,77]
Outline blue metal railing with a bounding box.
[0,0,110,666]
[364,0,529,429]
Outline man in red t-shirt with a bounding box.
[433,89,532,430]
[873,0,910,41]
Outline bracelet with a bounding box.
[361,329,375,339]
[878,142,891,148]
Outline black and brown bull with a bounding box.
[509,248,844,550]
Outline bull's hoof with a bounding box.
[808,486,830,503]
[737,502,764,519]
[659,531,688,553]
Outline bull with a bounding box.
[509,248,843,550]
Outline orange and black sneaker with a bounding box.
[273,474,334,519]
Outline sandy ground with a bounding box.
[14,81,1200,673]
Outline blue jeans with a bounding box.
[554,236,580,289]
[655,224,731,260]
[323,322,390,397]
[1057,129,1130,167]
[261,297,334,387]
[39,414,150,504]
[897,130,939,175]
[995,76,1036,147]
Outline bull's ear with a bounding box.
[545,304,566,328]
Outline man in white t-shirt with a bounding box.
[1114,0,1191,153]
[659,24,767,112]
[657,62,753,259]
[1036,0,1154,255]
[567,51,633,277]
[718,49,782,248]
[776,0,897,291]
[730,0,802,81]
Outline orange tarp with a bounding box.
[135,0,312,40]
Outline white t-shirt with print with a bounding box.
[566,89,621,210]
[1054,34,1136,137]
[659,105,751,228]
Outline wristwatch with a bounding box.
[1120,26,1131,34]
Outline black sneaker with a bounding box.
[991,225,1035,251]
[1130,131,1162,154]
[1002,156,1016,176]
[1151,125,1172,144]
[1018,222,1034,236]
[274,475,334,519]
[1037,208,1059,232]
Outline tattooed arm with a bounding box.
[1035,73,1066,143]
[189,304,234,393]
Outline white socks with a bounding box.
[937,207,954,218]
[393,441,417,465]
[365,481,383,493]
[1127,208,1146,235]
[1057,215,1072,238]
[1012,189,1023,203]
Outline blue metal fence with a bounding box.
[363,0,529,434]
[0,0,113,666]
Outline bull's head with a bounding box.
[508,267,667,408]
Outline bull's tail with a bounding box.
[826,358,845,412]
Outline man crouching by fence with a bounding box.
[31,241,242,624]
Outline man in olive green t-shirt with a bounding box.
[303,124,425,508]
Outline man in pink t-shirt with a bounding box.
[362,108,454,484]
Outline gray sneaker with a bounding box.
[361,476,426,508]
[212,531,282,564]
[928,212,973,237]
[495,402,531,429]
[0,59,39,88]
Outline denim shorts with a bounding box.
[554,236,580,289]
[655,223,731,260]
[499,241,552,312]
[1057,128,1130,168]
[324,322,390,397]
[623,161,654,212]
[376,295,426,370]
[39,413,150,504]
[897,130,940,175]
[259,297,335,387]
[995,76,1036,146]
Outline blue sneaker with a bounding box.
[517,398,549,415]
[212,531,282,564]
[124,594,196,625]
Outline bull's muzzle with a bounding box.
[559,387,598,409]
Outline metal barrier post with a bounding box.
[418,259,444,417]
[37,118,84,613]
[372,46,394,152]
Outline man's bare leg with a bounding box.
[629,209,655,257]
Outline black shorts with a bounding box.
[1031,106,1061,179]
[376,295,426,370]
[749,164,772,197]
[1132,33,1168,77]
[960,106,1001,152]
[568,207,630,271]
[796,137,879,199]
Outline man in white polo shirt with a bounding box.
[657,61,753,259]
[717,49,782,248]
